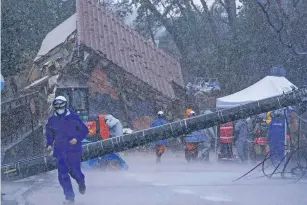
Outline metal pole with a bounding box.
[2,87,307,181]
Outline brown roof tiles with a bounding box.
[77,0,184,99]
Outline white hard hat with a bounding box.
[55,96,67,102]
[53,96,67,108]
[157,111,164,115]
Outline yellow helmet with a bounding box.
[265,112,272,124]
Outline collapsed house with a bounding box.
[25,0,191,130]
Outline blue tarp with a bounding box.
[81,139,128,170]
[269,66,286,77]
[268,118,286,164]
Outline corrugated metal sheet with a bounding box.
[77,0,184,99]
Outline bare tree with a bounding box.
[257,0,307,55]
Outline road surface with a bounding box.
[2,151,307,205]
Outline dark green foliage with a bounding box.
[127,0,307,93]
[1,0,76,77]
[2,0,307,93]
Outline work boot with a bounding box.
[79,183,86,195]
[63,199,75,204]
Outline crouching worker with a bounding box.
[46,96,89,204]
[103,114,129,170]
[152,111,168,163]
[105,114,124,137]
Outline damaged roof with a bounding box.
[34,1,184,99]
[77,0,184,99]
[34,14,77,62]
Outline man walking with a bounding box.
[46,96,89,204]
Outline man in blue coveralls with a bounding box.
[152,111,168,163]
[46,96,89,204]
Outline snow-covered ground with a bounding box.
[2,151,307,205]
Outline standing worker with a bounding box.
[235,119,249,162]
[219,121,234,160]
[185,110,212,161]
[151,111,168,163]
[46,96,89,204]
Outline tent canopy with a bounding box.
[216,76,297,109]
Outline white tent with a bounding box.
[216,76,297,109]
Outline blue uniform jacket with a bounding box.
[152,118,168,127]
[151,118,168,145]
[186,130,210,143]
[46,109,89,157]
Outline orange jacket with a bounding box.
[84,115,110,140]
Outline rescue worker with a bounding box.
[185,108,193,119]
[105,114,123,137]
[252,115,268,162]
[287,108,299,148]
[180,108,194,144]
[219,121,234,160]
[151,111,168,163]
[235,119,249,162]
[185,110,211,161]
[102,115,129,170]
[46,96,89,204]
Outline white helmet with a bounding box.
[157,111,164,115]
[189,110,196,116]
[53,96,67,108]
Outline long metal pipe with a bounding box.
[2,87,307,181]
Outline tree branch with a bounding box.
[293,0,301,7]
[218,0,225,8]
[189,0,198,9]
[160,1,175,21]
[199,0,210,12]
[175,1,187,15]
[142,0,174,34]
[190,0,202,15]
[183,0,192,11]
[274,0,290,20]
[257,0,307,55]
[146,9,157,46]
[258,1,283,32]
[199,0,218,43]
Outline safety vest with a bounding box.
[219,122,233,143]
[84,115,110,140]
